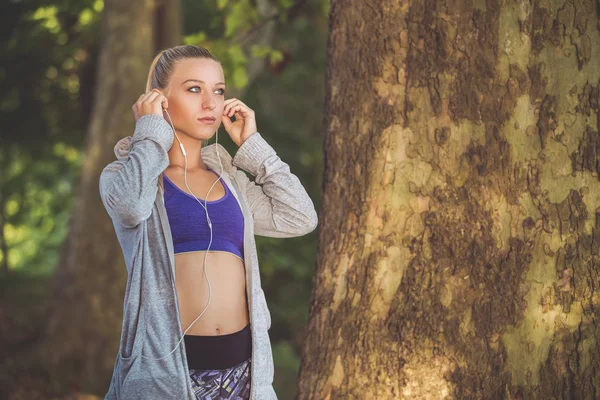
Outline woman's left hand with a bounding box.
[221,98,257,147]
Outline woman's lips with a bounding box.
[198,117,216,125]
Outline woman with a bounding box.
[99,45,318,400]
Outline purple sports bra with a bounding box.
[163,168,245,260]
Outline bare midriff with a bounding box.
[164,166,249,337]
[174,250,249,336]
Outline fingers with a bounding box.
[146,90,168,110]
[132,89,168,120]
[221,113,232,129]
[227,104,250,118]
[223,98,254,118]
[222,99,240,116]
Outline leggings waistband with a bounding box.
[184,323,252,370]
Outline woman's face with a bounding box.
[163,58,226,140]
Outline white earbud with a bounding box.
[141,107,224,361]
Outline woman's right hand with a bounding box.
[132,89,169,122]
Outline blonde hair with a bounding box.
[146,45,219,93]
[145,45,220,193]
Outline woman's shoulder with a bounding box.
[201,143,237,175]
[201,144,256,196]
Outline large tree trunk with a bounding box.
[298,0,600,399]
[37,0,180,396]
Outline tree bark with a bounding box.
[37,0,181,395]
[298,0,600,399]
[154,0,182,52]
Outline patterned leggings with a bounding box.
[189,357,252,400]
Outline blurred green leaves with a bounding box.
[29,6,61,34]
[251,45,284,65]
[1,144,78,274]
[223,0,259,38]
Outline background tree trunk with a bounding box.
[154,0,182,52]
[38,0,181,395]
[298,0,599,399]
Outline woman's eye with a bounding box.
[189,86,225,95]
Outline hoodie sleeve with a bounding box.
[99,114,174,228]
[231,132,318,238]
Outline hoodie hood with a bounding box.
[112,135,235,174]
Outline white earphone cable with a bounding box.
[140,108,224,361]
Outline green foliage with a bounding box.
[1,0,99,277]
[183,34,250,89]
[216,0,230,10]
[251,45,284,65]
[223,0,259,38]
[272,340,303,395]
[277,0,296,11]
[1,143,79,275]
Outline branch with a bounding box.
[236,0,309,45]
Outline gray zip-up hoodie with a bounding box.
[99,114,318,399]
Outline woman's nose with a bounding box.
[203,96,216,110]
